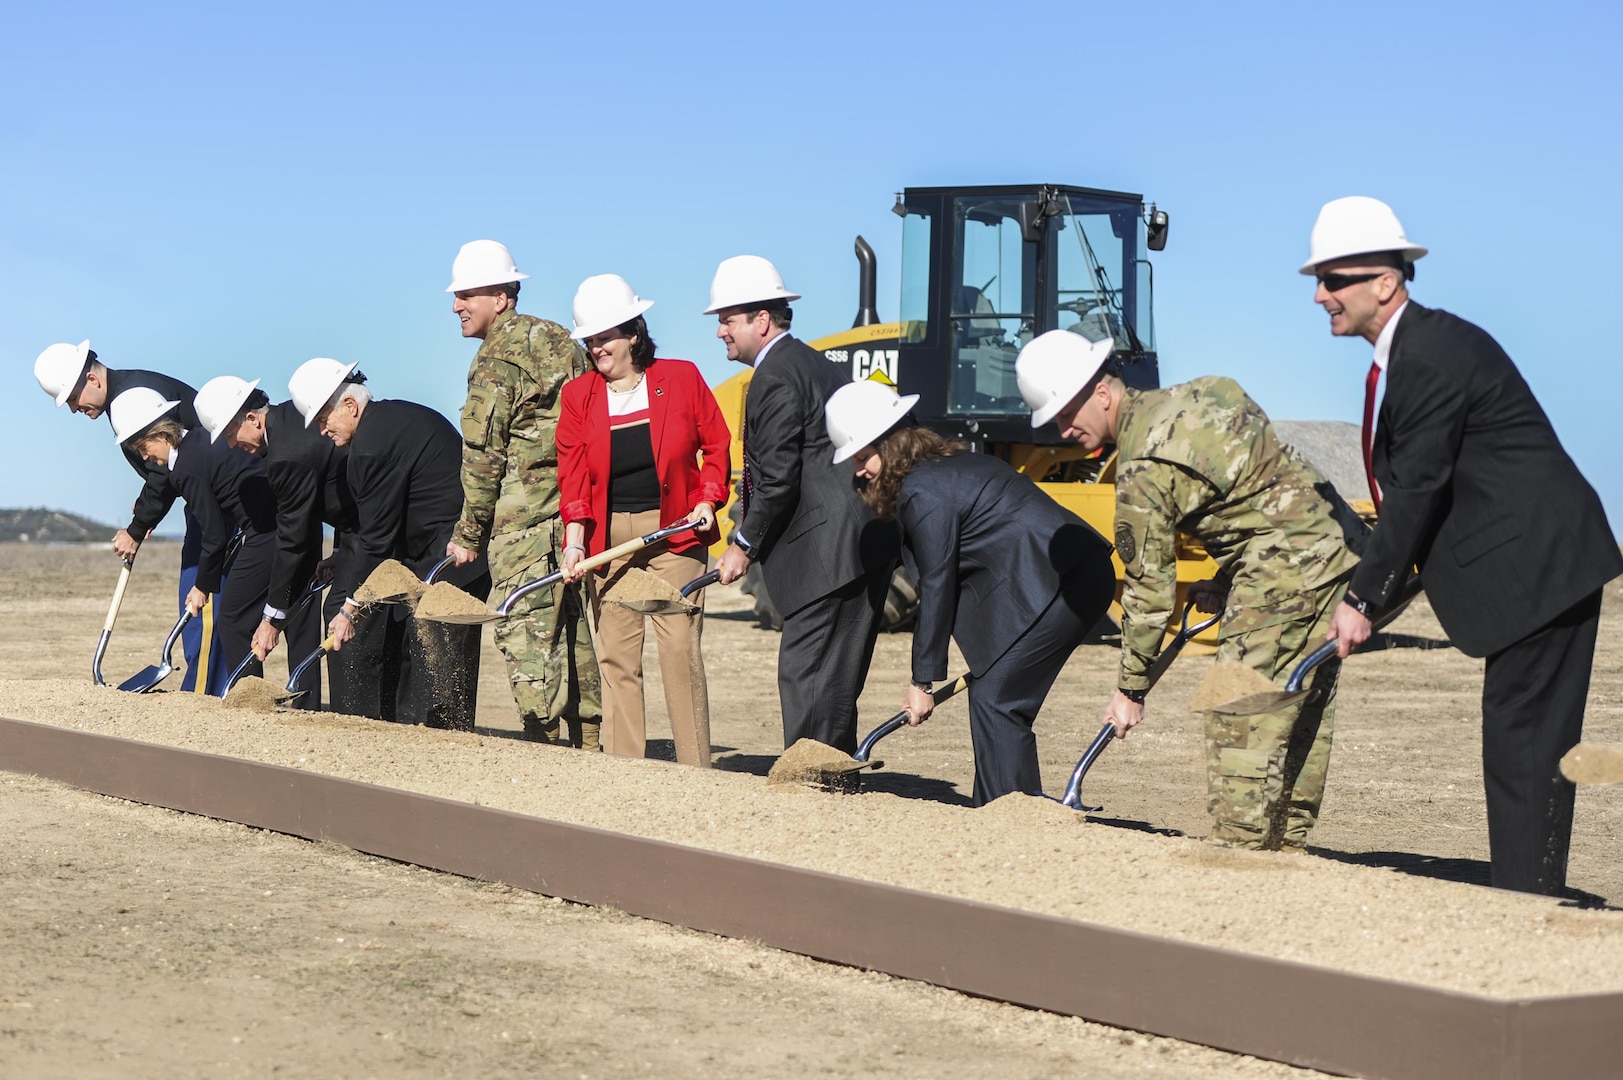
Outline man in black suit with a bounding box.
[34,340,224,691]
[709,256,897,754]
[1307,196,1621,895]
[293,360,492,729]
[199,375,357,709]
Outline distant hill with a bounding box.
[0,507,117,543]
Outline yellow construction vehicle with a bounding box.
[711,183,1218,641]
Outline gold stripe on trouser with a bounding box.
[193,596,215,694]
[587,508,712,767]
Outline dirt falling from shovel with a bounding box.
[767,738,863,789]
[1189,661,1280,713]
[221,676,284,714]
[353,560,425,605]
[1560,743,1623,785]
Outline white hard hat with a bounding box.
[35,340,92,406]
[289,357,359,428]
[704,255,801,315]
[109,386,180,445]
[825,380,920,464]
[1016,329,1116,428]
[445,239,531,293]
[571,274,656,340]
[194,376,261,443]
[1300,196,1427,275]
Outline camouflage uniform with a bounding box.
[454,308,602,745]
[1113,376,1363,849]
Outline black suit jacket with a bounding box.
[169,427,278,593]
[261,400,355,611]
[104,367,200,538]
[1350,303,1620,656]
[343,399,485,592]
[739,335,894,615]
[898,454,1113,682]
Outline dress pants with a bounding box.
[587,508,711,766]
[210,528,274,693]
[1481,588,1602,896]
[779,569,891,756]
[966,564,1115,806]
[326,543,404,723]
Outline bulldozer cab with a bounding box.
[888,183,1161,448]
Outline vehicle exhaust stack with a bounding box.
[853,235,880,328]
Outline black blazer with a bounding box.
[261,400,355,611]
[898,454,1113,682]
[104,367,200,538]
[739,335,895,615]
[1349,303,1620,656]
[343,399,485,592]
[169,427,278,593]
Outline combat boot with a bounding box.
[567,718,603,752]
[523,714,561,744]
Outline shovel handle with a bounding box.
[425,555,456,585]
[1143,596,1221,689]
[1283,574,1425,694]
[1059,723,1116,810]
[286,633,338,695]
[853,674,972,762]
[497,520,697,616]
[681,569,722,598]
[92,558,136,686]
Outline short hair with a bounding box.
[338,383,372,409]
[134,417,185,450]
[242,388,270,413]
[502,281,521,300]
[763,302,792,331]
[621,315,658,368]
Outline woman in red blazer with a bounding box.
[556,274,731,768]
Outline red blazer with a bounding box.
[557,357,731,556]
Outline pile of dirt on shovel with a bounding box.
[352,559,425,605]
[414,581,492,621]
[606,568,687,607]
[221,676,284,714]
[767,738,862,788]
[1189,660,1280,713]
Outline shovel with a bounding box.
[1057,595,1222,811]
[1211,575,1424,717]
[767,675,974,793]
[611,568,722,615]
[92,556,136,686]
[418,520,699,626]
[220,578,326,696]
[117,610,193,693]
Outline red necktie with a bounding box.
[1361,361,1383,510]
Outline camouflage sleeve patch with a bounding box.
[461,386,498,450]
[1114,520,1137,566]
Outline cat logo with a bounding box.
[852,348,898,383]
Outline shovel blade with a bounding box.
[117,662,172,694]
[413,610,502,625]
[612,598,699,615]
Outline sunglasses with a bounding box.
[1316,270,1387,292]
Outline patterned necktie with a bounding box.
[1361,361,1383,510]
[739,383,755,518]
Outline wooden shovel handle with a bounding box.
[103,559,134,634]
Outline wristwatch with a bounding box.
[910,679,933,694]
[1343,592,1376,618]
[732,533,755,558]
[1118,687,1149,704]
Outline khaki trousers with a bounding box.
[587,509,712,767]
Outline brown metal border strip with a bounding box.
[2,714,1618,1080]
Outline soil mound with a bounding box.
[415,581,492,621]
[222,675,284,713]
[607,569,687,606]
[767,738,863,788]
[353,560,424,605]
[980,791,1085,825]
[1190,661,1279,713]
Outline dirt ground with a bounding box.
[6,541,1623,1076]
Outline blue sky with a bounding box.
[4,1,1620,532]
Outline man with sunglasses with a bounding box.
[34,341,225,691]
[1306,196,1620,896]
